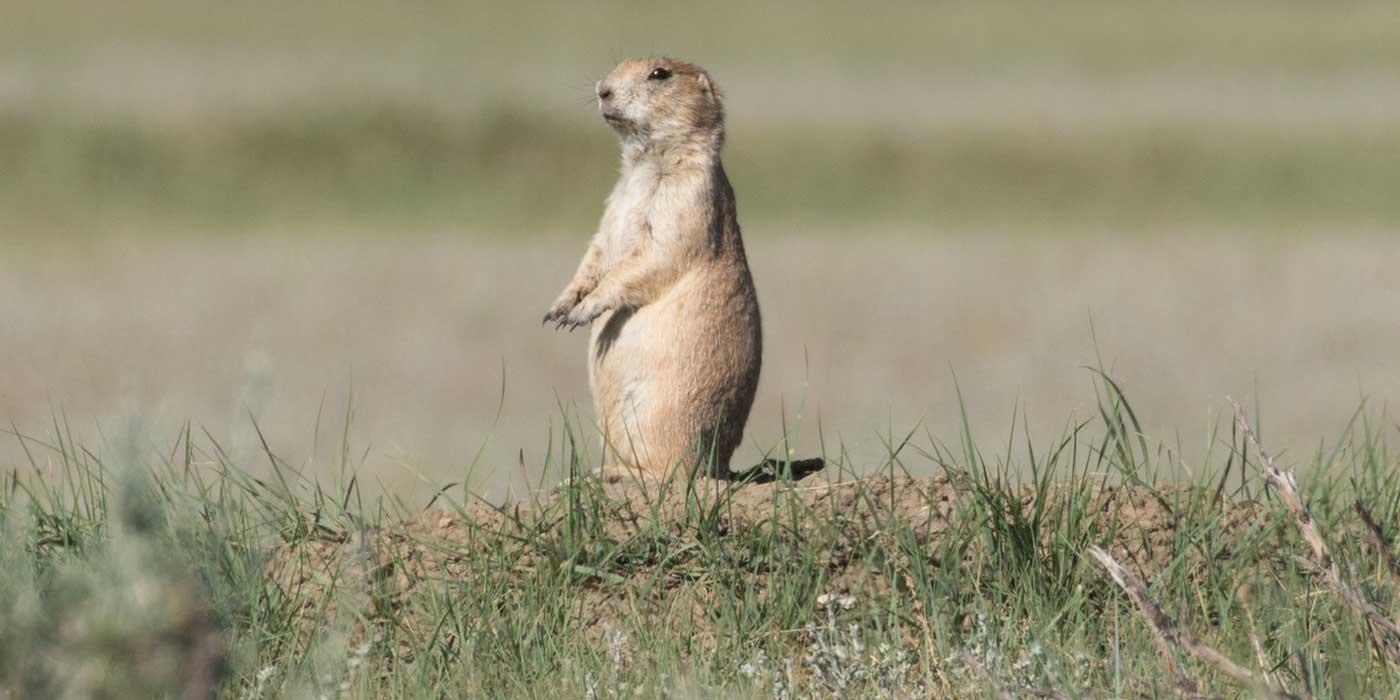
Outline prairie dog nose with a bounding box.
[596,81,614,101]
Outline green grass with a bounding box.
[3,382,1400,698]
[8,0,1400,236]
[6,103,1400,234]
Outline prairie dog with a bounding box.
[544,57,761,478]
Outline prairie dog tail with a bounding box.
[727,458,826,484]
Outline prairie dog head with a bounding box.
[595,57,724,149]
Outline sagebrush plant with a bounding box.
[2,378,1399,698]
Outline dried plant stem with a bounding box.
[1230,399,1400,662]
[1356,500,1400,634]
[1226,399,1332,571]
[1088,546,1296,700]
[1246,610,1281,690]
[1355,501,1400,580]
[1289,555,1400,660]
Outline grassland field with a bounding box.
[4,1,1400,696]
[5,386,1400,697]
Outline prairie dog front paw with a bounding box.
[560,295,608,331]
[543,287,586,327]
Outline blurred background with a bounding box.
[3,1,1399,499]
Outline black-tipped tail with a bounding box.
[727,457,826,484]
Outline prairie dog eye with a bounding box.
[647,67,672,81]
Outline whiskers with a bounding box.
[571,76,601,110]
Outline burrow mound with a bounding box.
[266,473,1268,652]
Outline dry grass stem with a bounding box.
[1231,399,1400,662]
[1356,501,1400,580]
[1088,546,1295,700]
[1227,399,1333,572]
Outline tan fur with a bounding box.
[544,57,761,479]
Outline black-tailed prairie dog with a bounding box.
[544,57,761,479]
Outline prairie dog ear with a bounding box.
[697,73,721,102]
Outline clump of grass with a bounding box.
[1090,400,1400,699]
[3,379,1400,698]
[0,428,225,698]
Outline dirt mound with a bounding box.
[266,472,1265,653]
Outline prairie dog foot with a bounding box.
[595,464,661,485]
